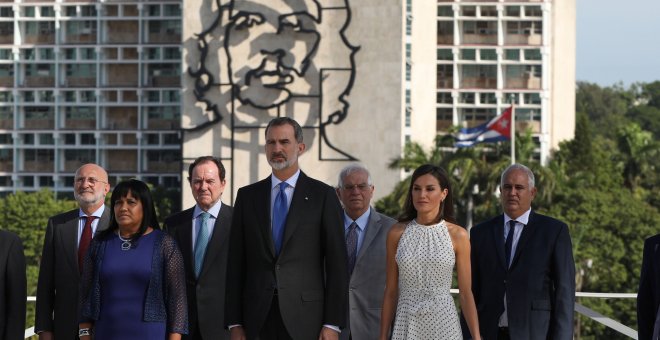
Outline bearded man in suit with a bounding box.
[164,156,233,340]
[470,163,575,340]
[225,117,348,340]
[335,164,395,340]
[35,163,111,340]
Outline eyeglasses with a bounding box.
[75,177,107,186]
[341,183,372,191]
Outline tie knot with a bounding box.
[509,220,517,228]
[279,182,288,193]
[199,211,210,221]
[349,222,359,231]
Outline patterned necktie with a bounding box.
[346,222,359,275]
[78,216,95,273]
[194,211,211,278]
[504,220,517,267]
[272,182,289,256]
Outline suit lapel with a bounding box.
[177,209,195,280]
[492,215,507,270]
[200,205,232,277]
[510,211,537,269]
[256,177,276,257]
[281,172,309,254]
[96,207,111,235]
[61,212,80,276]
[356,208,381,264]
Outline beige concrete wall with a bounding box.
[549,0,576,151]
[181,0,404,208]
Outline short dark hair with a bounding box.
[101,179,160,246]
[265,117,304,143]
[398,164,456,224]
[187,156,226,182]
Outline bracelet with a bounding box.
[78,328,91,337]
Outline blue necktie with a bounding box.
[505,220,517,268]
[346,222,359,275]
[272,182,289,256]
[194,212,211,277]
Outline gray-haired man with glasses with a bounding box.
[36,163,111,340]
[335,164,396,340]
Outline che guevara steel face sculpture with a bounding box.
[188,0,359,160]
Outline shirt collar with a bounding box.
[504,208,532,226]
[193,200,223,219]
[271,169,301,191]
[343,208,371,232]
[79,205,105,218]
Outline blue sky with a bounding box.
[576,0,660,86]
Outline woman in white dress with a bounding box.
[379,164,481,340]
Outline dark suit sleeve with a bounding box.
[35,218,56,332]
[5,234,27,340]
[550,222,576,340]
[320,186,349,328]
[638,237,658,340]
[225,189,246,327]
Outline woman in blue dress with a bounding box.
[79,179,188,340]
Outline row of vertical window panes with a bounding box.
[437,5,542,18]
[0,90,180,103]
[437,48,542,62]
[0,4,180,19]
[436,91,541,105]
[0,132,181,146]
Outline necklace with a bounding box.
[116,231,132,251]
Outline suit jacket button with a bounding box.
[276,265,281,270]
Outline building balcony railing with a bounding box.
[23,34,56,44]
[0,77,13,87]
[505,75,541,89]
[505,33,542,45]
[516,120,541,133]
[23,160,54,172]
[147,33,181,44]
[462,33,497,45]
[0,119,12,129]
[65,77,96,87]
[460,77,497,89]
[147,119,179,130]
[149,76,180,87]
[63,119,96,130]
[106,119,138,130]
[23,76,55,87]
[23,119,54,129]
[105,159,137,172]
[147,161,179,173]
[0,162,12,172]
[63,34,97,44]
[437,35,453,45]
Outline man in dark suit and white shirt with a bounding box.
[0,230,26,340]
[225,117,348,340]
[637,233,660,340]
[35,163,111,340]
[164,156,233,340]
[335,164,395,340]
[470,163,575,340]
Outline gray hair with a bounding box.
[500,163,535,188]
[337,163,373,188]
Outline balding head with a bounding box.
[74,163,110,214]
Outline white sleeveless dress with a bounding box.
[392,219,462,340]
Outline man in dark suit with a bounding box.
[470,163,575,340]
[335,164,395,340]
[637,233,660,340]
[35,163,111,340]
[0,230,26,340]
[164,156,233,340]
[225,117,348,340]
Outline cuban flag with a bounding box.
[455,106,513,147]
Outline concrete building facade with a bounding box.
[0,0,183,197]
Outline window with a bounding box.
[147,91,160,102]
[461,6,476,17]
[504,49,520,61]
[163,48,180,60]
[524,93,541,105]
[80,5,97,17]
[64,48,76,60]
[0,91,13,101]
[525,6,542,17]
[63,133,76,144]
[0,133,13,144]
[24,6,36,17]
[38,133,54,145]
[436,108,452,121]
[147,5,160,16]
[524,49,542,61]
[480,93,496,104]
[146,134,160,145]
[81,48,96,60]
[64,6,77,17]
[39,48,54,60]
[505,6,520,17]
[480,49,497,61]
[66,107,95,120]
[162,91,179,103]
[163,133,180,145]
[39,176,54,187]
[38,91,54,102]
[461,49,476,61]
[0,49,11,60]
[23,49,35,61]
[437,49,453,61]
[23,92,35,102]
[80,133,95,145]
[163,4,180,16]
[0,7,12,18]
[64,91,76,102]
[81,91,95,102]
[65,149,95,163]
[40,7,55,17]
[459,92,475,104]
[480,6,497,17]
[438,6,452,17]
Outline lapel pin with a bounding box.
[305,197,309,200]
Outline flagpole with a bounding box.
[510,104,515,165]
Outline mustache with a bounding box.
[270,152,287,160]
